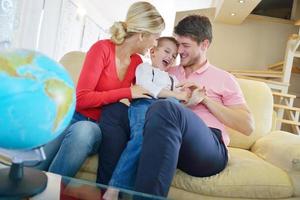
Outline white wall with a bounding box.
[0,0,24,48]
[151,0,176,35]
[71,0,111,29]
[86,0,177,36]
[14,0,110,59]
[208,15,298,70]
[17,0,44,50]
[14,0,181,60]
[38,0,63,57]
[174,0,213,12]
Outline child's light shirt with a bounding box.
[136,62,179,98]
[168,61,246,146]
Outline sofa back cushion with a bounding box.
[59,51,86,86]
[227,79,274,149]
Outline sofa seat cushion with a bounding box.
[171,148,293,199]
[76,171,97,182]
[79,155,98,174]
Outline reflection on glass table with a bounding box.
[27,171,170,200]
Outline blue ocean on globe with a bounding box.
[0,49,75,149]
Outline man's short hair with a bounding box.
[174,15,212,44]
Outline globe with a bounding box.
[0,49,75,149]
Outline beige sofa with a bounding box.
[60,51,300,200]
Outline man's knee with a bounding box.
[147,100,181,118]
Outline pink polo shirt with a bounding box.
[168,61,246,146]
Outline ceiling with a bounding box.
[215,0,261,24]
[175,0,262,26]
[87,0,264,33]
[175,7,216,26]
[88,0,214,22]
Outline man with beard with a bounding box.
[134,15,255,197]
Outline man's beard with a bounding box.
[181,54,201,68]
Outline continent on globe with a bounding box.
[45,79,73,132]
[0,49,75,149]
[0,52,35,79]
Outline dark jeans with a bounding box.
[97,103,131,185]
[97,100,228,197]
[109,98,179,189]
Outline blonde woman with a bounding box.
[39,1,165,179]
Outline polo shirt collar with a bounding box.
[178,60,210,75]
[194,60,210,74]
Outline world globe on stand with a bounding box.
[0,49,75,149]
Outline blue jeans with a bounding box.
[35,112,102,177]
[109,98,178,189]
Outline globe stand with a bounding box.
[0,163,48,198]
[0,147,48,198]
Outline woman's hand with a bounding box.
[130,85,152,99]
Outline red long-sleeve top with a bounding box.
[76,40,142,121]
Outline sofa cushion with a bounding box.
[59,51,86,86]
[79,154,98,174]
[171,148,293,199]
[252,130,300,196]
[252,130,300,172]
[227,79,274,150]
[76,171,97,182]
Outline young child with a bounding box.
[103,37,188,200]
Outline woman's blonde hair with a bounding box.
[110,1,165,45]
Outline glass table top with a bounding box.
[0,165,169,200]
[58,175,169,200]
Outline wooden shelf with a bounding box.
[289,34,300,40]
[272,92,296,99]
[235,75,289,86]
[267,61,284,70]
[277,119,300,126]
[274,104,300,112]
[230,70,283,78]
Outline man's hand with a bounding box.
[176,81,200,92]
[174,91,189,103]
[185,87,206,107]
[176,82,254,135]
[176,82,206,106]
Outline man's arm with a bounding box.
[177,82,255,136]
[202,97,255,135]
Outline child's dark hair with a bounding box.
[174,15,212,44]
[157,36,179,47]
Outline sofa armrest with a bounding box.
[251,130,300,172]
